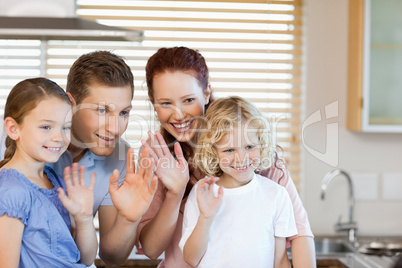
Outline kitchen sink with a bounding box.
[315,237,353,255]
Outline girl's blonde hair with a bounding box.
[194,96,274,177]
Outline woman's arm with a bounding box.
[0,215,24,267]
[290,236,316,267]
[139,132,190,259]
[260,160,316,267]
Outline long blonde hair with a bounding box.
[0,78,71,168]
[194,96,274,177]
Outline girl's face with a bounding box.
[152,71,210,142]
[16,97,72,164]
[215,125,261,188]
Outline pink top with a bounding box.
[137,159,313,268]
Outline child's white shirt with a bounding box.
[179,173,298,268]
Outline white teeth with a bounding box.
[99,135,113,141]
[46,147,61,152]
[173,121,191,129]
[234,166,247,170]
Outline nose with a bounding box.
[51,129,64,142]
[105,114,120,136]
[171,104,186,121]
[234,149,247,164]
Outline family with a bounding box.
[0,47,315,268]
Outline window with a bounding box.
[0,0,303,186]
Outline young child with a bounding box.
[179,96,297,268]
[0,78,97,267]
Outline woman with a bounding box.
[137,47,316,267]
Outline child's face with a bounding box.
[215,125,261,188]
[152,71,210,142]
[70,84,132,157]
[17,97,72,164]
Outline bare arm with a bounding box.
[0,215,23,267]
[139,132,190,259]
[274,237,291,268]
[182,178,223,267]
[59,164,97,266]
[290,236,316,268]
[98,147,158,267]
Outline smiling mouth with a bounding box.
[97,134,115,142]
[170,120,193,131]
[43,146,61,152]
[232,163,252,171]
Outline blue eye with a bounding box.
[98,108,106,114]
[160,102,171,106]
[246,145,255,150]
[63,126,71,131]
[120,110,129,116]
[41,126,51,130]
[224,149,234,153]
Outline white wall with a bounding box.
[302,0,402,236]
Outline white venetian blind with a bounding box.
[0,0,302,185]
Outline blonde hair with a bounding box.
[194,96,274,177]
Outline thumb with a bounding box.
[58,187,71,208]
[109,169,120,193]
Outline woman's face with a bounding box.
[152,71,210,142]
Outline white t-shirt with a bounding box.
[179,173,298,268]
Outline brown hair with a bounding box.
[67,50,134,104]
[0,78,71,168]
[146,47,213,161]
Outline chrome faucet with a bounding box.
[321,169,357,245]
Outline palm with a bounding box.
[59,164,95,221]
[142,131,189,195]
[109,147,158,223]
[196,177,223,219]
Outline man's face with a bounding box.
[70,83,132,157]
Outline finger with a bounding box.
[126,148,136,174]
[155,130,171,156]
[72,163,79,186]
[63,166,72,190]
[141,139,159,164]
[109,169,120,192]
[144,157,154,187]
[88,172,96,190]
[148,131,164,158]
[174,142,188,166]
[148,175,158,195]
[58,187,70,207]
[217,186,224,199]
[138,147,150,178]
[79,165,86,185]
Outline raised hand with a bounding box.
[141,130,189,196]
[109,147,158,223]
[196,177,224,219]
[58,163,96,224]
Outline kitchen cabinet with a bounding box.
[347,0,402,132]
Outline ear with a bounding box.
[66,92,77,108]
[204,84,212,105]
[4,117,20,141]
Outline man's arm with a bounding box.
[98,147,157,267]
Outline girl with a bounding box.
[0,78,97,267]
[180,96,297,267]
[138,47,315,267]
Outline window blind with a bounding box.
[0,0,303,185]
